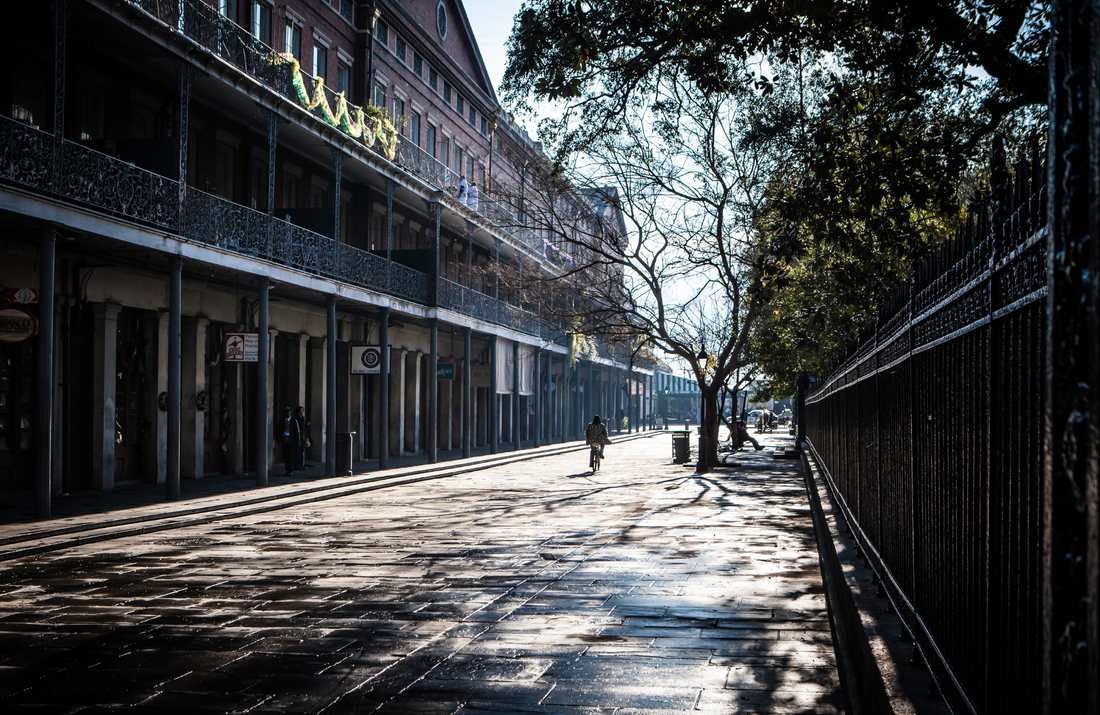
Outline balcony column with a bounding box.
[378,307,390,470]
[181,317,209,480]
[386,178,395,288]
[167,259,182,497]
[404,351,421,454]
[389,348,406,457]
[428,318,438,463]
[92,303,121,491]
[256,279,270,486]
[331,148,344,242]
[428,199,441,305]
[51,0,69,188]
[265,110,280,216]
[176,61,194,215]
[463,327,472,458]
[512,340,520,450]
[326,295,337,478]
[35,225,56,518]
[466,221,474,289]
[489,335,498,454]
[533,348,542,448]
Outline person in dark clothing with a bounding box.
[282,407,301,476]
[294,406,309,471]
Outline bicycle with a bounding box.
[589,445,602,472]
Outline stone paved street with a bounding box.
[0,432,841,714]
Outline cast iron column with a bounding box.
[512,340,520,450]
[379,307,389,470]
[489,335,498,454]
[326,295,337,478]
[1045,1,1099,711]
[34,226,56,518]
[428,317,438,463]
[256,279,269,486]
[462,327,472,458]
[533,348,542,448]
[167,257,182,500]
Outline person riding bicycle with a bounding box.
[585,415,612,458]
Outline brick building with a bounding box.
[0,0,656,517]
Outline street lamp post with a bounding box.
[696,347,709,473]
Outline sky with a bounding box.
[463,0,532,125]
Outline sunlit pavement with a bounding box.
[0,429,841,714]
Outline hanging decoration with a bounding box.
[283,55,399,161]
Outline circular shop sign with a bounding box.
[0,307,38,344]
[361,347,381,370]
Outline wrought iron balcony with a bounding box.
[124,0,564,265]
[0,115,547,333]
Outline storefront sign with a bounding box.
[0,307,38,344]
[224,332,259,362]
[437,362,455,380]
[4,288,38,304]
[471,364,491,387]
[351,345,390,374]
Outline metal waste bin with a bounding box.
[336,432,356,476]
[672,431,690,464]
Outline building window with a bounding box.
[336,60,350,94]
[283,171,299,209]
[215,143,234,200]
[457,96,463,116]
[410,112,420,147]
[429,67,438,92]
[313,43,327,82]
[78,84,105,141]
[413,53,423,77]
[395,36,406,64]
[252,1,271,44]
[12,57,45,127]
[426,124,436,158]
[440,136,449,167]
[375,20,388,46]
[131,105,154,139]
[250,159,267,211]
[393,97,404,132]
[339,0,353,24]
[467,155,474,181]
[469,105,476,125]
[285,18,302,62]
[443,82,451,104]
[310,177,328,208]
[480,116,487,135]
[218,0,238,20]
[455,146,463,175]
[374,83,386,108]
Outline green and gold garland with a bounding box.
[284,54,400,161]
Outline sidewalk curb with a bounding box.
[0,432,659,562]
[801,444,894,715]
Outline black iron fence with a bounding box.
[803,140,1046,714]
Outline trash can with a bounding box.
[336,432,356,476]
[672,431,690,464]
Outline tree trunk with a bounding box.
[700,383,721,469]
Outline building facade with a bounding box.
[0,0,657,516]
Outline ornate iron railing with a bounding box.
[803,142,1047,715]
[0,114,549,332]
[0,118,53,194]
[132,0,291,97]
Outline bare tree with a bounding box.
[509,73,795,467]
